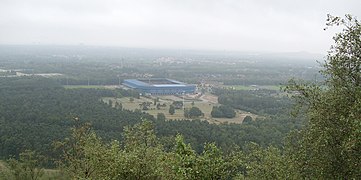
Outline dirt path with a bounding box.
[199,93,218,104]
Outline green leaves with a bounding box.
[211,105,236,118]
[184,107,203,118]
[169,105,175,115]
[285,14,361,179]
[55,121,251,179]
[239,142,302,180]
[3,150,45,180]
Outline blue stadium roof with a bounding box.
[122,78,196,95]
[124,79,151,86]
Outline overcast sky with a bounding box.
[0,0,360,54]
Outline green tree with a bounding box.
[172,134,197,179]
[183,108,189,118]
[211,106,223,118]
[4,150,45,180]
[55,120,168,179]
[243,116,252,123]
[121,120,166,179]
[243,143,299,179]
[157,113,166,121]
[53,120,96,179]
[142,104,149,110]
[156,103,161,110]
[286,14,361,179]
[219,105,236,118]
[211,105,236,118]
[197,143,227,179]
[169,105,175,115]
[108,99,113,107]
[185,107,203,118]
[172,101,183,109]
[115,101,122,110]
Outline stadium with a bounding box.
[123,78,196,95]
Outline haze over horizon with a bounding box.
[1,0,360,54]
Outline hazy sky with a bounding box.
[1,0,360,54]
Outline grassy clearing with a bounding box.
[224,85,283,91]
[105,95,258,124]
[224,85,255,90]
[260,85,284,91]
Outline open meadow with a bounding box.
[223,85,283,91]
[104,93,256,124]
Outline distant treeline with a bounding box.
[213,88,291,115]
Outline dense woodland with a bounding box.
[0,77,300,164]
[214,88,291,115]
[0,15,360,179]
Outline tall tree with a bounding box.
[53,119,96,179]
[286,14,361,179]
[169,105,175,115]
[184,107,203,118]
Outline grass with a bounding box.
[225,85,254,90]
[105,95,258,124]
[260,85,284,91]
[224,85,283,91]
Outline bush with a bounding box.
[185,107,203,118]
[211,105,236,118]
[243,116,253,123]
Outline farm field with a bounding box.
[103,93,256,124]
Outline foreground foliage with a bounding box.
[0,150,44,180]
[54,120,298,179]
[286,14,361,178]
